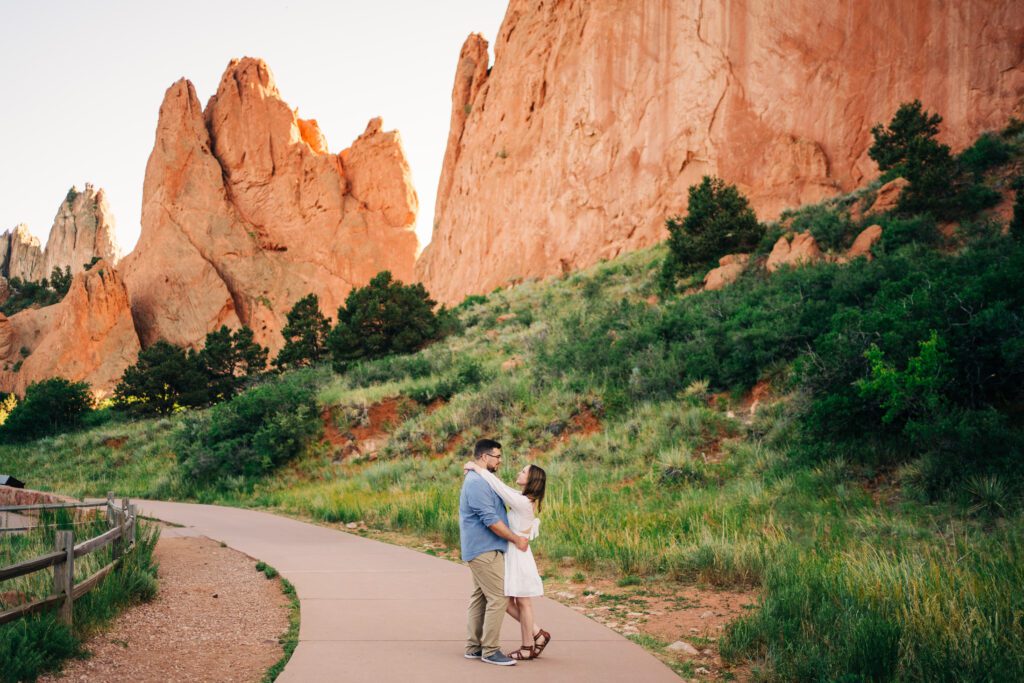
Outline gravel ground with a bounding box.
[41,530,290,683]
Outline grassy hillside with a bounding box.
[4,126,1024,680]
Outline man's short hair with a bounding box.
[474,438,502,458]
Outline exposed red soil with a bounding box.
[320,397,407,462]
[102,436,128,449]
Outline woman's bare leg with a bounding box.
[506,597,521,622]
[517,597,535,648]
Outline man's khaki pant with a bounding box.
[467,550,507,657]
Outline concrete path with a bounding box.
[138,500,679,682]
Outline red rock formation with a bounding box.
[846,225,884,261]
[42,184,121,277]
[418,0,1024,304]
[766,233,824,272]
[0,261,140,397]
[704,254,749,291]
[121,58,419,352]
[0,225,44,281]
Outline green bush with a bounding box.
[1011,174,1024,241]
[328,271,450,372]
[781,203,856,252]
[958,132,1011,179]
[660,176,763,291]
[0,275,65,316]
[174,371,322,486]
[0,378,93,442]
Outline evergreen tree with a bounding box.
[273,294,331,369]
[659,176,762,292]
[198,325,268,400]
[327,271,446,372]
[50,266,72,295]
[114,341,209,415]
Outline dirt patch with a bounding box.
[41,532,289,683]
[321,397,408,462]
[102,436,128,449]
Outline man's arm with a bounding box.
[489,521,529,552]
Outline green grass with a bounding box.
[256,563,299,683]
[0,518,160,683]
[2,177,1023,680]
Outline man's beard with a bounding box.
[486,463,499,473]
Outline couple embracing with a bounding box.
[459,438,551,666]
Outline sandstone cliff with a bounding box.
[0,260,140,397]
[0,225,43,281]
[42,184,121,277]
[121,58,419,353]
[1,185,120,283]
[418,0,1024,304]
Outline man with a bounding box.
[460,438,529,666]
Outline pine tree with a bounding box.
[198,325,268,400]
[274,294,331,369]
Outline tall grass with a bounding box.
[0,517,160,683]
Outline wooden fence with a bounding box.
[0,493,138,627]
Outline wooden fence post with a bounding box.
[106,491,115,526]
[128,504,137,548]
[53,530,74,626]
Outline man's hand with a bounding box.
[513,536,529,552]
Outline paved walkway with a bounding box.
[138,500,679,682]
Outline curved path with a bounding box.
[138,500,679,682]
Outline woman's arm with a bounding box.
[464,462,533,515]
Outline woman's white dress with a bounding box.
[476,468,544,597]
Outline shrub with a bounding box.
[328,271,450,372]
[273,294,331,370]
[1011,174,1024,241]
[174,371,322,485]
[782,203,856,252]
[958,132,1011,179]
[113,341,209,416]
[660,176,763,291]
[0,378,93,442]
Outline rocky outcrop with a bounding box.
[846,225,884,261]
[418,0,1024,304]
[0,225,44,281]
[864,178,912,217]
[42,184,121,277]
[766,233,824,272]
[1,186,121,283]
[704,254,750,291]
[0,261,140,397]
[121,58,419,352]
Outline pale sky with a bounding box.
[0,0,506,254]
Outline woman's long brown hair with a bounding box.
[522,464,547,512]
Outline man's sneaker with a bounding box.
[464,650,482,659]
[481,651,516,666]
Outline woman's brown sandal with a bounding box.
[533,629,552,657]
[509,645,537,661]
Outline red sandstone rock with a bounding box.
[417,0,1024,304]
[766,233,824,272]
[0,261,140,397]
[866,178,911,216]
[122,58,419,353]
[704,254,750,291]
[0,225,43,281]
[42,183,121,277]
[846,225,883,261]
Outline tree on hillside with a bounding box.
[113,341,209,415]
[50,266,72,295]
[0,378,93,442]
[869,100,999,219]
[659,176,763,292]
[327,271,448,372]
[273,294,331,370]
[197,325,268,400]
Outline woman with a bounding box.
[463,459,552,661]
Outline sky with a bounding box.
[0,0,507,254]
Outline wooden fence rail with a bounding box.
[0,493,138,627]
